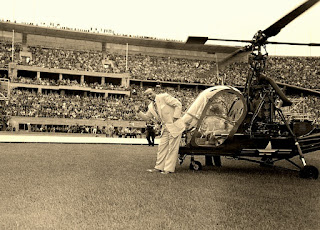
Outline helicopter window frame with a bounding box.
[190,87,247,147]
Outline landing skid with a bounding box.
[232,156,319,179]
[178,154,319,179]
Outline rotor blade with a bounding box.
[218,46,252,69]
[266,41,320,46]
[263,0,320,39]
[186,36,208,44]
[207,38,253,44]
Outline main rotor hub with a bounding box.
[252,30,267,47]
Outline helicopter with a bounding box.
[177,0,320,179]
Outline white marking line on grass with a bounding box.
[0,135,160,145]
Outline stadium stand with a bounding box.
[0,22,320,134]
[2,42,319,88]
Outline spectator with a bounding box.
[145,120,156,146]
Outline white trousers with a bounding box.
[154,128,182,172]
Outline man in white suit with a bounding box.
[138,88,182,174]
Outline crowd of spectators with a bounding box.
[15,44,320,88]
[5,89,142,120]
[24,45,220,84]
[3,84,320,135]
[283,95,320,123]
[27,46,122,73]
[267,56,320,89]
[4,85,320,122]
[12,76,127,91]
[2,41,320,89]
[27,123,143,138]
[0,42,21,67]
[127,54,221,84]
[4,86,197,120]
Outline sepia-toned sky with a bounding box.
[2,0,320,56]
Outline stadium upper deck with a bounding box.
[0,21,240,61]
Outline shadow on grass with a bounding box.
[176,157,305,180]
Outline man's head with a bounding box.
[144,88,156,101]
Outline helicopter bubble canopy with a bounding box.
[183,86,247,147]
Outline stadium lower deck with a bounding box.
[0,132,159,145]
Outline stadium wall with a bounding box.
[8,116,146,132]
[27,34,102,51]
[106,43,217,60]
[24,33,218,60]
[0,30,23,43]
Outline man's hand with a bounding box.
[134,105,140,113]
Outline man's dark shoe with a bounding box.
[147,168,162,173]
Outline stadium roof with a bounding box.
[0,21,240,54]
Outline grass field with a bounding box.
[0,143,319,230]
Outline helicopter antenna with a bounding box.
[215,54,222,85]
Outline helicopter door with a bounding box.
[191,87,247,147]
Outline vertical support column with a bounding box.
[12,68,17,80]
[8,62,17,80]
[101,77,105,85]
[80,75,84,85]
[120,73,130,88]
[59,73,63,81]
[22,33,28,45]
[22,33,28,53]
[37,71,41,81]
[121,75,130,88]
[178,85,181,91]
[121,77,125,87]
[102,42,106,52]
